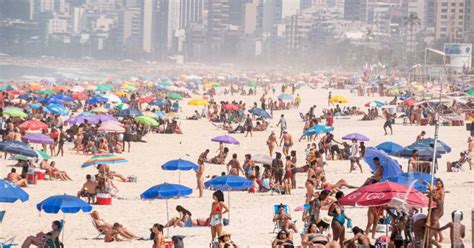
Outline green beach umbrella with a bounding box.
[134,116,158,127]
[38,89,55,95]
[167,92,182,100]
[4,108,28,118]
[212,82,221,88]
[96,84,113,92]
[15,150,50,160]
[160,82,172,87]
[466,90,474,96]
[248,82,257,88]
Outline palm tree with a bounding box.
[404,12,421,64]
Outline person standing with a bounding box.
[349,138,363,173]
[266,131,278,156]
[328,191,351,247]
[328,91,332,106]
[276,114,287,138]
[280,131,293,156]
[244,114,253,137]
[209,191,229,242]
[383,108,393,135]
[196,149,209,198]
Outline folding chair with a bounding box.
[0,211,5,224]
[0,237,16,248]
[90,216,106,239]
[272,204,290,233]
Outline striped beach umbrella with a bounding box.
[81,154,128,168]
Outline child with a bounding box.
[426,210,465,248]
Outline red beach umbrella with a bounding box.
[403,99,416,107]
[73,92,88,100]
[19,120,49,131]
[339,181,431,208]
[223,104,240,111]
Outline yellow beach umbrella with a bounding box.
[188,98,209,106]
[330,96,349,104]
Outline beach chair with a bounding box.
[90,216,106,239]
[0,211,5,224]
[272,204,290,233]
[0,237,16,248]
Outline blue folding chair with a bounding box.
[272,204,290,233]
[0,211,5,223]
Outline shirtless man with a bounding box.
[467,136,473,170]
[7,168,27,187]
[279,131,293,156]
[383,108,393,135]
[77,174,98,204]
[227,154,244,176]
[416,131,426,142]
[344,226,371,248]
[363,157,383,186]
[426,210,465,248]
[196,149,209,198]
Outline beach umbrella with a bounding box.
[72,92,88,100]
[21,133,54,145]
[15,149,50,160]
[36,194,93,241]
[382,172,437,193]
[339,181,430,208]
[248,108,272,119]
[19,120,48,131]
[0,141,37,157]
[115,103,129,110]
[413,138,451,153]
[140,183,192,236]
[65,115,95,125]
[167,93,182,100]
[118,108,143,118]
[18,93,35,100]
[85,95,108,105]
[204,175,252,221]
[161,159,199,183]
[53,94,73,102]
[363,147,401,179]
[95,84,113,92]
[42,96,64,105]
[222,104,240,111]
[375,141,403,154]
[342,133,369,142]
[0,179,29,203]
[37,89,55,95]
[137,96,154,103]
[395,146,442,159]
[304,125,334,136]
[91,106,108,114]
[187,98,209,106]
[46,104,69,116]
[330,96,349,103]
[156,111,165,119]
[29,103,42,109]
[150,99,169,106]
[211,135,240,145]
[252,154,272,165]
[101,94,122,103]
[466,90,474,96]
[134,116,158,127]
[365,101,384,107]
[3,108,28,118]
[277,93,294,101]
[98,122,125,133]
[403,99,416,107]
[81,154,128,168]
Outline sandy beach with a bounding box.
[1,85,472,248]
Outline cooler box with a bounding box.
[27,173,37,184]
[165,241,173,248]
[34,169,46,180]
[96,193,112,205]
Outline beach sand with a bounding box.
[1,86,472,248]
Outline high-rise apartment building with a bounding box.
[142,0,156,53]
[435,0,466,42]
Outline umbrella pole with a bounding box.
[179,171,181,184]
[228,191,230,222]
[166,199,170,238]
[62,213,65,243]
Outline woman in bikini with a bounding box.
[430,178,445,243]
[328,191,351,247]
[302,222,330,247]
[151,223,165,248]
[209,190,229,242]
[21,220,61,248]
[267,131,278,157]
[164,205,194,228]
[271,229,294,248]
[91,211,137,239]
[365,206,384,239]
[305,161,318,204]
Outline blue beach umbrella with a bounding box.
[376,141,403,154]
[118,108,143,118]
[382,172,436,193]
[277,93,294,101]
[46,104,69,116]
[36,194,92,241]
[53,94,74,102]
[161,159,199,183]
[412,138,451,154]
[249,108,272,119]
[0,141,37,157]
[156,111,165,119]
[396,146,442,159]
[304,125,334,136]
[42,97,64,105]
[204,175,252,221]
[140,183,192,236]
[0,179,29,203]
[85,95,108,105]
[150,99,169,106]
[363,147,401,179]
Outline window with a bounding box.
[441,9,447,13]
[442,2,447,7]
[441,27,447,31]
[459,15,463,19]
[441,15,447,19]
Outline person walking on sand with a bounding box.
[349,138,363,173]
[244,114,253,137]
[426,210,465,248]
[328,91,332,106]
[267,131,278,156]
[196,149,209,198]
[280,131,293,157]
[276,114,287,138]
[383,108,393,135]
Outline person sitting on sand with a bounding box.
[362,157,383,186]
[105,223,137,242]
[227,154,244,176]
[47,161,73,181]
[321,176,357,193]
[151,223,165,248]
[98,138,109,154]
[271,229,293,248]
[273,204,298,233]
[302,222,330,247]
[209,147,229,164]
[21,220,61,248]
[426,210,465,248]
[344,226,371,248]
[165,205,194,228]
[91,211,137,240]
[187,110,201,120]
[219,231,239,248]
[77,174,98,204]
[6,168,28,187]
[96,174,119,196]
[97,164,128,182]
